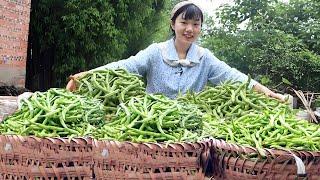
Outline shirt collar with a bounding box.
[160,38,204,64]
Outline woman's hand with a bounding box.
[66,71,88,91]
[17,92,33,109]
[269,92,288,102]
[253,83,288,102]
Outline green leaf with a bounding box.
[281,77,292,86]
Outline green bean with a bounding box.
[0,88,105,138]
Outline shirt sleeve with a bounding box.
[206,50,258,88]
[91,43,158,77]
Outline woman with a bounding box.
[67,1,286,101]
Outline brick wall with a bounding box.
[0,0,31,87]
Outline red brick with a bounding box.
[0,0,30,87]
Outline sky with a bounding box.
[190,0,234,16]
[190,0,290,16]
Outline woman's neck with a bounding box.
[174,39,191,59]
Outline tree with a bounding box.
[201,0,320,92]
[27,0,168,89]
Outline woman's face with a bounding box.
[171,12,202,46]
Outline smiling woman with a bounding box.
[170,1,203,59]
[65,1,287,102]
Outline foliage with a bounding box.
[270,0,320,54]
[314,98,320,108]
[202,0,320,92]
[29,0,167,87]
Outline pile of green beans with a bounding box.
[179,80,320,155]
[0,88,105,138]
[179,80,290,120]
[202,109,320,156]
[2,69,320,154]
[75,69,145,115]
[93,94,203,143]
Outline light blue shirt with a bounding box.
[96,38,257,99]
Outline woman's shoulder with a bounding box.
[197,46,223,66]
[151,39,175,60]
[199,46,217,59]
[195,44,211,56]
[152,39,171,49]
[142,40,170,54]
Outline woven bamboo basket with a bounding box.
[0,135,93,179]
[208,139,320,180]
[92,140,211,180]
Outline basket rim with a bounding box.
[0,135,210,150]
[210,138,320,158]
[92,138,211,152]
[0,134,93,145]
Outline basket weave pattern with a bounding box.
[93,140,210,180]
[0,135,93,179]
[2,135,320,179]
[209,139,320,180]
[0,135,210,179]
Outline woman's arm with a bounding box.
[66,43,158,91]
[253,83,286,102]
[205,51,287,102]
[206,51,258,88]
